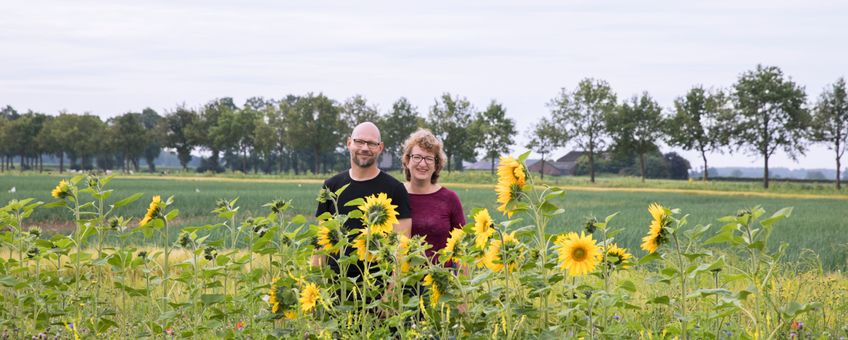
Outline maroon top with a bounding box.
[409,187,466,263]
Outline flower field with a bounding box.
[1,157,847,338]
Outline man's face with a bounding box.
[348,134,383,168]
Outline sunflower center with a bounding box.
[368,205,388,226]
[572,248,586,261]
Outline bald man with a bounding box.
[312,122,412,273]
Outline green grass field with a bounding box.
[2,173,847,269]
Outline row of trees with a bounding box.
[527,65,846,189]
[2,64,845,189]
[0,94,517,176]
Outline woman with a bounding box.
[401,129,466,264]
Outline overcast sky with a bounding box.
[2,0,846,170]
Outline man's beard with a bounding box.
[351,151,376,168]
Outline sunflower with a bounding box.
[397,235,410,273]
[472,209,495,249]
[269,278,284,314]
[497,156,526,187]
[422,272,450,307]
[495,181,524,218]
[641,203,670,254]
[358,193,399,234]
[442,228,468,265]
[555,231,601,277]
[316,224,340,254]
[139,195,162,226]
[352,230,382,262]
[554,231,578,245]
[482,231,521,272]
[604,244,633,270]
[299,283,321,313]
[495,156,527,218]
[269,278,298,319]
[51,179,72,199]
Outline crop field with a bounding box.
[2,174,846,269]
[1,171,847,338]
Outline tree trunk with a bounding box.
[59,153,65,173]
[446,153,452,173]
[589,150,596,183]
[701,150,708,181]
[837,144,842,190]
[540,155,545,180]
[313,147,320,174]
[242,147,248,173]
[39,154,43,172]
[639,152,646,182]
[491,156,495,175]
[763,153,770,189]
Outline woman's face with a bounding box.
[406,145,437,183]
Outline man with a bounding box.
[312,122,412,275]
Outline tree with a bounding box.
[38,113,76,173]
[141,108,163,172]
[194,98,237,172]
[109,112,147,172]
[382,97,422,166]
[341,95,382,133]
[164,106,199,171]
[608,92,664,182]
[666,87,731,180]
[284,93,343,174]
[811,77,848,189]
[549,78,618,183]
[730,65,810,189]
[526,117,563,179]
[427,93,477,172]
[212,102,260,173]
[664,152,692,180]
[473,101,517,174]
[66,114,106,170]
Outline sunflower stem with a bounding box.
[672,232,688,340]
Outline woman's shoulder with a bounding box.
[436,186,461,200]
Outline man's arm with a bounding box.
[311,254,326,267]
[394,218,411,238]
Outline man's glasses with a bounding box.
[352,138,381,149]
[408,154,435,165]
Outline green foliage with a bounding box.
[666,86,732,180]
[427,93,478,172]
[811,77,848,189]
[730,65,811,189]
[549,78,618,182]
[607,92,664,182]
[0,170,845,338]
[473,101,517,173]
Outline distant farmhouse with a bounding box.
[526,151,584,176]
[463,151,585,176]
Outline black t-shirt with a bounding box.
[315,170,411,276]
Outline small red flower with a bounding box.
[235,321,245,331]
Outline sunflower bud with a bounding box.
[86,175,100,188]
[137,250,148,259]
[268,199,288,213]
[584,216,598,234]
[316,188,330,204]
[203,246,218,260]
[178,233,191,248]
[26,247,40,259]
[108,217,120,230]
[28,226,42,239]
